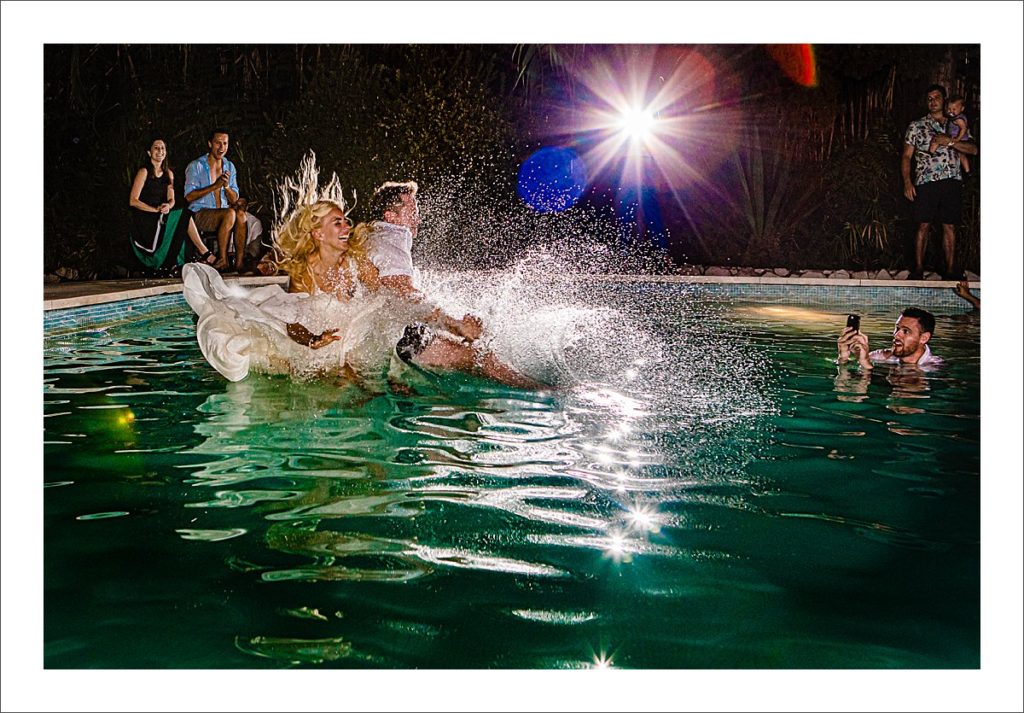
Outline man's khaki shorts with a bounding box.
[192,208,233,232]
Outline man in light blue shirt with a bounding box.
[184,128,251,272]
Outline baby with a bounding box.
[945,96,971,175]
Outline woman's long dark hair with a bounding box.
[143,137,170,176]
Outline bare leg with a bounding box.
[186,217,213,262]
[414,336,544,389]
[914,223,929,273]
[216,209,236,268]
[477,351,546,390]
[941,223,956,275]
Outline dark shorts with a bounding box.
[396,323,434,364]
[913,178,962,225]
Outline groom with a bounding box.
[356,180,542,389]
[360,181,482,341]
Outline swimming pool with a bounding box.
[43,277,980,669]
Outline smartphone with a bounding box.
[846,314,861,332]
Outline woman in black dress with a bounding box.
[129,137,216,272]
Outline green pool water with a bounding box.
[43,283,980,668]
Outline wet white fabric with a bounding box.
[182,263,400,383]
[868,343,944,368]
[364,221,414,278]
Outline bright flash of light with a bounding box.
[626,503,661,533]
[602,530,631,563]
[617,107,657,141]
[604,421,633,441]
[571,49,727,191]
[586,640,618,669]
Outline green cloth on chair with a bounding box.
[130,207,187,269]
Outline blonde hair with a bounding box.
[271,152,364,288]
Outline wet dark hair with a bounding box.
[901,307,936,336]
[209,128,230,142]
[926,84,947,100]
[367,181,418,222]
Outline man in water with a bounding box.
[837,307,943,370]
[185,128,256,272]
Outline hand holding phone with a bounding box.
[846,314,861,333]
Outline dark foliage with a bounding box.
[44,44,980,278]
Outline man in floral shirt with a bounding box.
[901,84,978,280]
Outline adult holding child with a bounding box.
[900,84,978,281]
[129,136,216,273]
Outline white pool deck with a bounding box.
[43,273,980,312]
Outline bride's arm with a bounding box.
[287,323,340,350]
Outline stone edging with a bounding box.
[43,276,289,311]
[672,266,980,281]
[43,272,980,312]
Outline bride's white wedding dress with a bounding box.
[182,263,407,384]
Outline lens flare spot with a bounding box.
[766,44,817,87]
[517,146,588,213]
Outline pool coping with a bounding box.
[42,274,979,312]
[43,276,289,311]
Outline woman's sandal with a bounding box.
[197,250,218,266]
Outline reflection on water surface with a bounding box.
[44,282,980,668]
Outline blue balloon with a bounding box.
[517,147,588,213]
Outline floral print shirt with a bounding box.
[904,115,962,185]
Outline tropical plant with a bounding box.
[820,118,903,269]
[727,128,821,265]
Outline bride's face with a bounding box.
[314,208,351,253]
